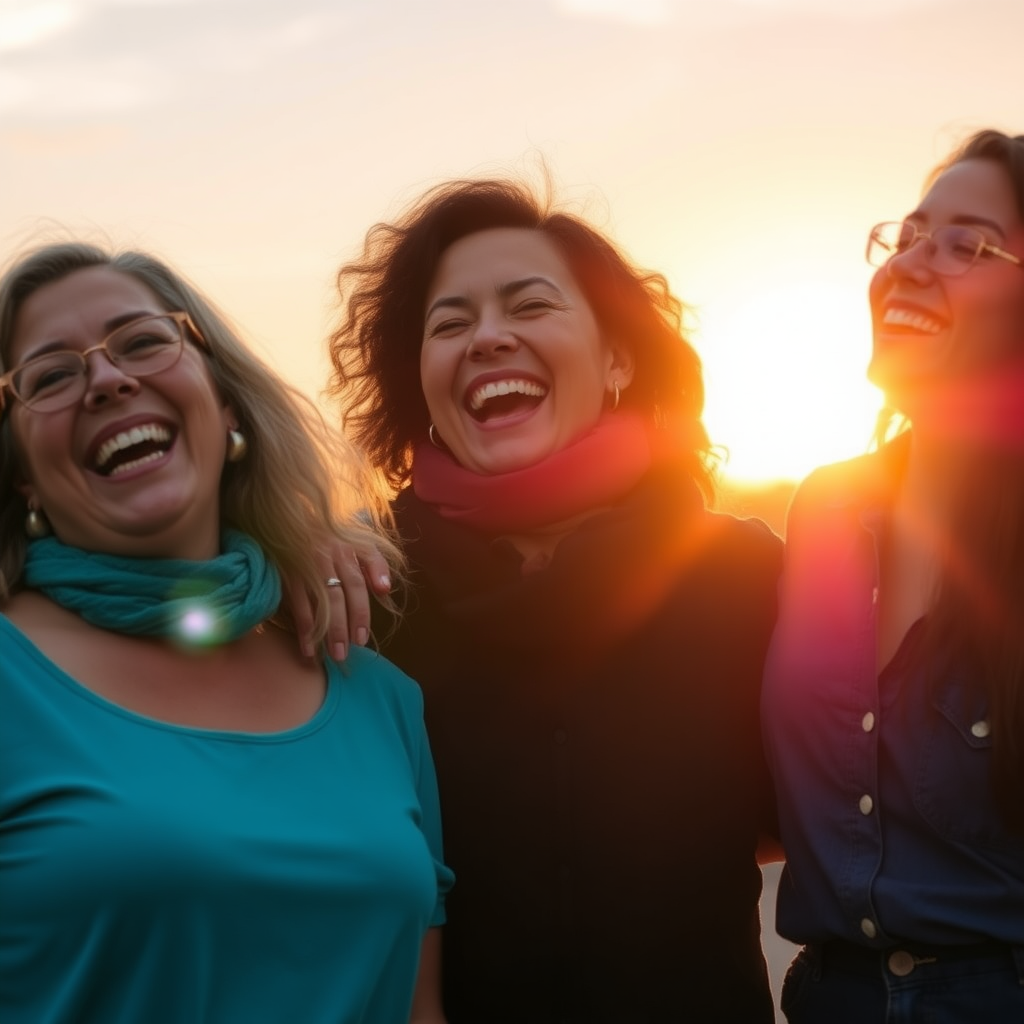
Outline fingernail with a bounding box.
[333,642,347,662]
[356,627,369,647]
[378,574,391,590]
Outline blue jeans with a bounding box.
[781,941,1024,1023]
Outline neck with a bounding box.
[899,429,969,525]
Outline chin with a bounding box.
[468,441,554,476]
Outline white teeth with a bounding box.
[469,379,548,411]
[107,450,165,477]
[94,423,173,469]
[883,308,942,334]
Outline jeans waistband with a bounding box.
[818,939,1018,978]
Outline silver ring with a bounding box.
[325,577,343,588]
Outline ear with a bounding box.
[12,453,34,503]
[606,339,636,390]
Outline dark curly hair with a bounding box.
[328,178,714,498]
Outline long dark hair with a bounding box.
[328,178,714,498]
[916,129,1024,825]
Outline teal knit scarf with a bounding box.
[23,529,281,646]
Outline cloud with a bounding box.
[0,0,353,119]
[0,1,82,52]
[728,0,943,13]
[554,0,945,26]
[554,0,673,26]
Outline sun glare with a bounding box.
[696,281,882,484]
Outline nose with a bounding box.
[885,236,936,285]
[82,350,141,410]
[466,312,518,360]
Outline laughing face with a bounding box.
[868,158,1024,419]
[9,267,235,560]
[420,228,633,475]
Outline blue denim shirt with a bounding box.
[762,439,1024,948]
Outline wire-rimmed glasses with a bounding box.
[866,221,1022,277]
[0,312,207,414]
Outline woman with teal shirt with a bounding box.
[0,243,453,1023]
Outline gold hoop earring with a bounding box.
[610,381,621,412]
[428,424,444,449]
[25,504,50,539]
[226,428,247,463]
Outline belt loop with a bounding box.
[1012,946,1024,987]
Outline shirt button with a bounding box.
[860,918,877,939]
[888,950,916,977]
[859,794,874,815]
[862,712,875,732]
[971,720,990,738]
[554,729,567,745]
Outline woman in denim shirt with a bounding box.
[763,128,1024,1022]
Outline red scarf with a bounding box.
[411,412,660,534]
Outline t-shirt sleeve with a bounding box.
[415,715,455,927]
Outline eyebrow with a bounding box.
[19,309,161,362]
[425,276,564,321]
[907,212,1010,239]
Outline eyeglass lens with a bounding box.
[869,222,985,275]
[12,315,185,411]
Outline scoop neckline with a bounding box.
[0,613,341,743]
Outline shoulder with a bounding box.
[787,441,902,535]
[697,510,784,577]
[792,450,878,506]
[334,644,425,717]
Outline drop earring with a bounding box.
[226,428,248,463]
[25,502,50,538]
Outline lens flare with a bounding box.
[176,604,221,646]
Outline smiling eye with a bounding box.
[513,299,553,314]
[111,324,180,364]
[14,355,82,399]
[426,317,471,338]
[939,227,985,263]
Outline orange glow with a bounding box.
[696,281,883,485]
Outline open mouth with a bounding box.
[466,378,548,423]
[881,307,945,335]
[93,423,176,477]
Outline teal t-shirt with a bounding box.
[0,616,453,1024]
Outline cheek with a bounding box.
[867,267,889,325]
[954,280,1024,365]
[8,415,48,488]
[419,347,452,413]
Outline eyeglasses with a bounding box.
[0,312,207,414]
[866,220,1023,277]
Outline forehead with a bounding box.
[11,266,166,363]
[915,159,1021,231]
[429,228,576,293]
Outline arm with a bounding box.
[408,927,446,1024]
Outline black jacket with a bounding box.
[384,465,783,1024]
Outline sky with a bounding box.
[2,0,1022,482]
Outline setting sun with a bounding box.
[696,280,883,484]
